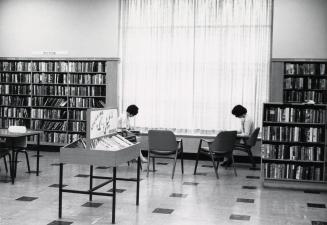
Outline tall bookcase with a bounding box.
[262,103,327,189]
[0,58,119,146]
[283,60,327,104]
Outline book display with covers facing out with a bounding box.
[60,107,140,166]
[262,103,327,188]
[0,58,118,146]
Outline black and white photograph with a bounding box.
[0,0,327,224]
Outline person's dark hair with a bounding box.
[231,105,247,117]
[126,104,139,116]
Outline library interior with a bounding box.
[0,0,326,225]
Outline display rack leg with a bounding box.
[89,165,93,201]
[137,156,140,205]
[112,167,116,224]
[59,163,63,218]
[36,134,40,176]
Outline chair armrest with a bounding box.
[201,138,214,144]
[237,134,250,139]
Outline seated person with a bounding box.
[118,104,147,163]
[221,104,254,167]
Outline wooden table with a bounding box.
[0,129,42,184]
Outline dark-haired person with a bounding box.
[231,104,254,138]
[118,104,148,163]
[221,104,254,167]
[117,104,139,130]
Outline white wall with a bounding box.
[272,0,327,59]
[0,0,119,57]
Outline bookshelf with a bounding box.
[282,60,327,104]
[262,102,327,190]
[0,58,119,146]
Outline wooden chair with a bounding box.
[194,131,237,179]
[147,130,184,179]
[234,127,260,168]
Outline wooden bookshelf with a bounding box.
[262,103,327,190]
[282,60,327,104]
[0,58,119,145]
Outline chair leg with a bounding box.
[194,140,202,175]
[247,148,256,168]
[146,152,150,177]
[3,157,8,173]
[152,157,155,172]
[171,152,178,179]
[24,151,31,173]
[180,149,184,174]
[209,153,219,179]
[193,151,200,175]
[232,155,237,176]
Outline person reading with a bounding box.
[117,104,147,163]
[221,104,254,167]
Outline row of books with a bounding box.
[68,98,104,108]
[33,73,66,84]
[285,63,326,75]
[283,91,326,103]
[0,61,106,73]
[67,74,106,85]
[264,107,325,123]
[284,77,303,89]
[263,163,322,181]
[90,134,133,151]
[31,109,67,119]
[32,73,106,84]
[32,86,68,96]
[33,97,67,107]
[68,121,86,132]
[30,120,68,131]
[0,118,29,129]
[0,73,31,83]
[0,61,31,71]
[263,145,323,161]
[262,126,323,142]
[0,107,29,118]
[68,110,87,120]
[308,78,327,89]
[0,84,30,95]
[68,62,105,73]
[32,132,69,144]
[69,86,105,96]
[0,96,31,106]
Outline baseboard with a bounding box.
[141,150,261,164]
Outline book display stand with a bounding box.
[59,108,141,224]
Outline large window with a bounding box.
[119,0,272,134]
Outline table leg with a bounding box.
[10,138,15,184]
[89,165,93,201]
[36,134,40,176]
[136,156,140,205]
[112,167,116,224]
[59,163,63,218]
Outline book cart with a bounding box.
[58,108,141,224]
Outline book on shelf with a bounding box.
[263,126,322,142]
[263,163,322,181]
[263,145,322,161]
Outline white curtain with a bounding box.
[120,0,272,134]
